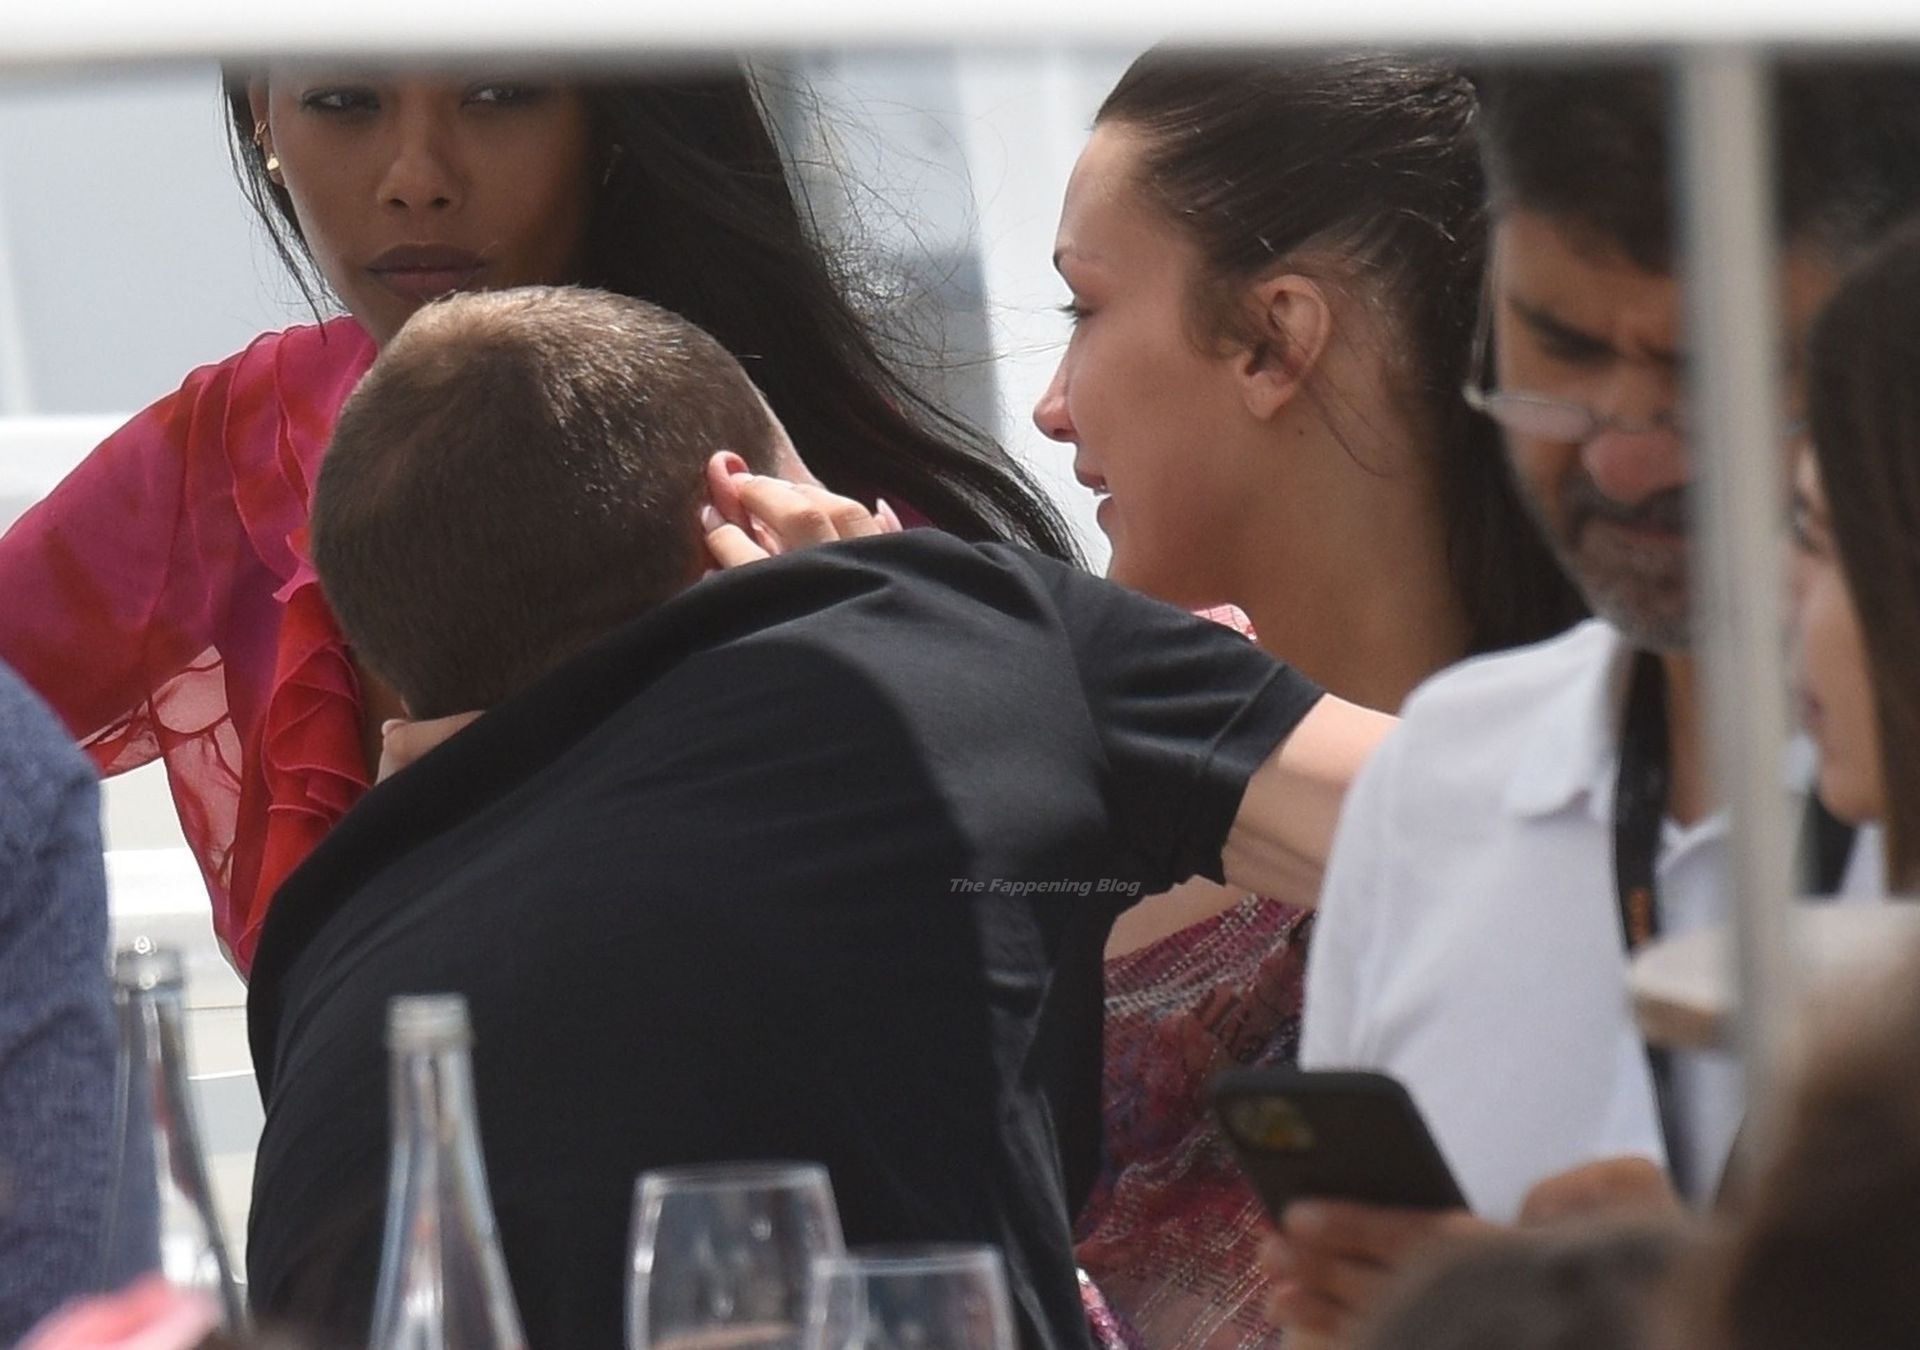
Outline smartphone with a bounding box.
[1211,1067,1467,1216]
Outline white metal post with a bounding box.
[1676,46,1799,1146]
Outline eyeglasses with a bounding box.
[1461,382,1683,444]
[1460,292,1808,445]
[1460,287,1684,444]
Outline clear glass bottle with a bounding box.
[368,994,527,1350]
[101,938,246,1327]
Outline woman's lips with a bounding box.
[366,245,485,303]
[370,267,484,302]
[368,265,485,303]
[1073,465,1111,497]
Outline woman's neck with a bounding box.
[1232,429,1471,713]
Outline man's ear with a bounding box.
[703,451,755,532]
[1237,273,1335,422]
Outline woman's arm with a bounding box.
[0,374,236,768]
[699,449,1393,911]
[1221,696,1397,909]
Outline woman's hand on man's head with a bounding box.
[700,451,902,570]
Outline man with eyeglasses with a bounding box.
[1266,63,1920,1346]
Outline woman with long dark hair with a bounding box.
[1711,225,1920,1342]
[1787,220,1920,887]
[0,63,1075,973]
[1032,51,1585,1348]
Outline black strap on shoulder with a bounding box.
[1613,652,1669,950]
[1613,652,1863,1200]
[1612,650,1691,1195]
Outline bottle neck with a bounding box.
[104,978,246,1328]
[372,1037,526,1350]
[391,1043,485,1154]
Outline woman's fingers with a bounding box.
[704,519,773,569]
[733,475,884,546]
[699,465,898,573]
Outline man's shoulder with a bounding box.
[1400,619,1616,727]
[1353,619,1618,816]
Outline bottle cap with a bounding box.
[387,994,473,1051]
[111,938,185,993]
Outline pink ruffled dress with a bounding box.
[0,318,378,973]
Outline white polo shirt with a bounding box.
[1300,619,1875,1220]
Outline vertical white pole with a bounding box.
[1676,46,1799,1147]
[0,156,35,415]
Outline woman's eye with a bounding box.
[466,83,550,107]
[299,86,378,114]
[1057,301,1089,328]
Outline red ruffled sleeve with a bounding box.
[0,318,377,974]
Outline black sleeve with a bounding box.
[994,547,1325,890]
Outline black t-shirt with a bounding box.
[246,532,1322,1350]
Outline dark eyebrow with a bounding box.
[1507,295,1683,371]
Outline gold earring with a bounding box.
[253,120,280,175]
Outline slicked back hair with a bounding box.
[1097,49,1588,657]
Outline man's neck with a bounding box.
[1659,651,1715,827]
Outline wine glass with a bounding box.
[805,1246,1016,1350]
[628,1161,846,1350]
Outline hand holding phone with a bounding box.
[1212,1067,1467,1218]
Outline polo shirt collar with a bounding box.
[1501,622,1637,823]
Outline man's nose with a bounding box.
[1581,420,1688,505]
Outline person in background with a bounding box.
[0,660,155,1342]
[1698,955,1920,1350]
[1032,50,1584,1349]
[0,61,1075,975]
[1280,62,1920,1346]
[1698,223,1920,1342]
[1787,220,1920,882]
[18,1277,219,1350]
[1352,1222,1685,1350]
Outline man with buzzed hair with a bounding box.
[245,287,1388,1350]
[1274,63,1920,1345]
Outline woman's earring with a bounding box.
[601,143,624,189]
[253,120,281,177]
